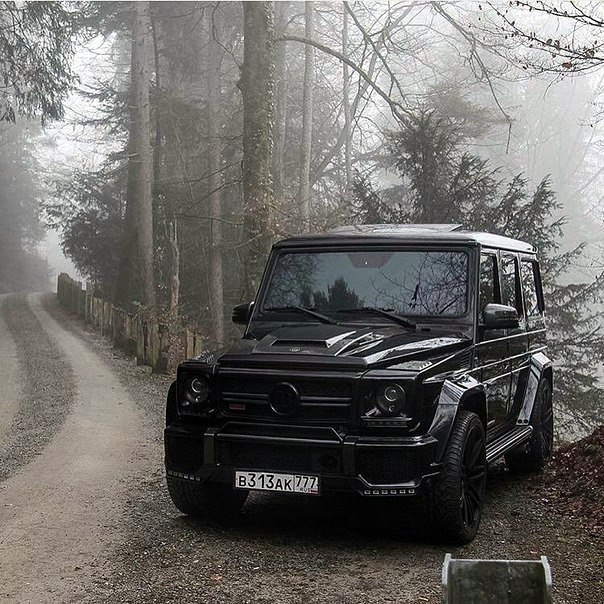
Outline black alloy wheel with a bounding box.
[167,476,249,524]
[460,421,488,530]
[506,379,554,473]
[428,410,487,544]
[539,382,554,459]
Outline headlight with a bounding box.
[183,376,210,405]
[376,383,406,416]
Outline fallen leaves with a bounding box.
[539,426,604,532]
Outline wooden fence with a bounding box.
[56,273,206,372]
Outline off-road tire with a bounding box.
[427,410,487,544]
[167,476,248,523]
[505,379,554,473]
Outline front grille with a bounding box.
[217,440,341,474]
[357,448,428,485]
[219,373,354,423]
[165,434,204,473]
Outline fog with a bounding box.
[1,1,602,423]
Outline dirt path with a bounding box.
[0,293,602,604]
[0,295,20,443]
[0,294,150,603]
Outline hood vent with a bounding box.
[271,339,328,348]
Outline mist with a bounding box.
[1,3,603,424]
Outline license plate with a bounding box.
[234,471,320,495]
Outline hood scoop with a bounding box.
[272,339,328,349]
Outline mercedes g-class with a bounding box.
[164,224,554,543]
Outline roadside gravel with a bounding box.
[0,294,75,483]
[45,296,604,604]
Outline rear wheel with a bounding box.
[428,411,487,544]
[167,476,248,523]
[506,379,553,473]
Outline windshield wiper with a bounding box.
[335,307,416,329]
[262,305,338,325]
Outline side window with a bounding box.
[500,254,522,314]
[520,260,540,317]
[479,254,498,312]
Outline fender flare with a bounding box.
[428,375,487,463]
[516,351,553,426]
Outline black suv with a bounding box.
[164,224,554,543]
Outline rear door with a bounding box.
[504,256,547,421]
[520,257,546,352]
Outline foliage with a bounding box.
[385,111,500,224]
[0,1,77,123]
[0,122,50,292]
[352,110,604,417]
[46,168,124,288]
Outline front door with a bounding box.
[475,251,510,437]
[500,253,529,425]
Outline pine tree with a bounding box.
[352,112,604,423]
[0,1,76,123]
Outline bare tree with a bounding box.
[115,0,156,311]
[342,5,352,196]
[240,1,275,300]
[298,1,315,231]
[131,0,156,311]
[168,220,180,323]
[273,1,289,204]
[486,1,604,73]
[208,25,225,345]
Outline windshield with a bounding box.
[261,249,469,318]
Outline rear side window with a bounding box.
[521,260,542,317]
[478,254,498,311]
[500,254,522,313]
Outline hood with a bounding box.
[208,323,472,370]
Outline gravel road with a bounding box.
[0,293,602,603]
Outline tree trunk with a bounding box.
[168,219,180,322]
[298,1,314,232]
[240,1,275,301]
[342,6,352,196]
[113,2,155,309]
[128,1,156,313]
[113,183,136,308]
[208,31,224,346]
[272,1,288,204]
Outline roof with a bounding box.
[274,224,535,253]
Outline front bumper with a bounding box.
[165,421,441,496]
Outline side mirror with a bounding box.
[482,303,520,330]
[232,301,254,325]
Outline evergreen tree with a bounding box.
[352,112,604,423]
[47,168,123,290]
[350,173,396,225]
[0,122,51,292]
[0,1,77,122]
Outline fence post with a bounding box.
[136,317,145,365]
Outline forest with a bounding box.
[1,0,603,429]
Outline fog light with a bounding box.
[376,383,406,416]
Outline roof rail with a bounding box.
[328,223,464,233]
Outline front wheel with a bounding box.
[506,379,554,473]
[167,477,248,523]
[427,410,487,544]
